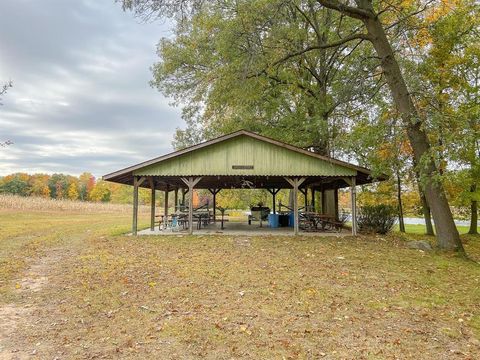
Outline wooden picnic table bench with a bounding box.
[300,212,343,232]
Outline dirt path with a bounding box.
[0,242,82,359]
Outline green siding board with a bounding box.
[134,136,356,177]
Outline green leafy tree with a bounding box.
[48,174,70,199]
[0,173,30,196]
[146,1,381,154]
[78,172,94,201]
[415,1,480,234]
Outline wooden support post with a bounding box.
[343,177,357,236]
[311,188,316,212]
[149,177,156,231]
[174,188,178,212]
[334,189,339,220]
[163,186,169,230]
[181,177,202,235]
[132,176,146,236]
[321,190,325,214]
[267,188,280,214]
[208,189,221,223]
[213,191,216,223]
[299,188,308,210]
[351,177,357,236]
[285,178,306,235]
[272,189,278,214]
[181,188,187,207]
[133,177,139,236]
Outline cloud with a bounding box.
[0,0,182,178]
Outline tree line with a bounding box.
[0,172,142,204]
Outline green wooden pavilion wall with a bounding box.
[134,135,357,177]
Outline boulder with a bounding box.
[407,240,433,251]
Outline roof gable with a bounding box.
[132,133,357,177]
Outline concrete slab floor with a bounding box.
[136,221,350,237]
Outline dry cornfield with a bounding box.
[0,194,149,213]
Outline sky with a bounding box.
[0,0,183,178]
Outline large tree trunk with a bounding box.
[413,160,435,235]
[396,171,405,233]
[468,183,478,235]
[335,0,464,252]
[420,189,435,236]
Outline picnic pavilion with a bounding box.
[103,130,385,236]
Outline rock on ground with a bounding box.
[406,240,433,251]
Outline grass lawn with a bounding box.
[393,223,479,235]
[1,204,479,359]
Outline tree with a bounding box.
[0,80,12,104]
[1,80,13,148]
[309,0,465,252]
[89,180,111,202]
[0,173,30,196]
[29,174,51,198]
[145,1,382,154]
[414,1,480,234]
[67,182,79,200]
[48,174,70,199]
[78,172,95,201]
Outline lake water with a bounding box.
[402,217,477,227]
[342,215,477,227]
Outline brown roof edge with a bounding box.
[103,129,382,181]
[103,130,245,180]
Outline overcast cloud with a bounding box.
[0,0,182,177]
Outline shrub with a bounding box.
[357,204,397,234]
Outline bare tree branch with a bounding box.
[270,32,371,68]
[316,0,372,20]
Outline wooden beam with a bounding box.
[351,176,357,236]
[342,177,353,186]
[181,177,203,234]
[334,189,339,220]
[311,188,316,212]
[321,189,326,214]
[299,188,308,209]
[174,188,178,212]
[267,188,280,214]
[164,186,169,230]
[181,188,187,207]
[131,176,145,236]
[149,177,156,231]
[284,177,306,235]
[136,176,146,187]
[208,189,221,223]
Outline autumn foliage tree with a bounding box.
[414,0,480,234]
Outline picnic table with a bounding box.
[193,212,210,229]
[156,213,189,230]
[156,207,224,231]
[300,212,343,232]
